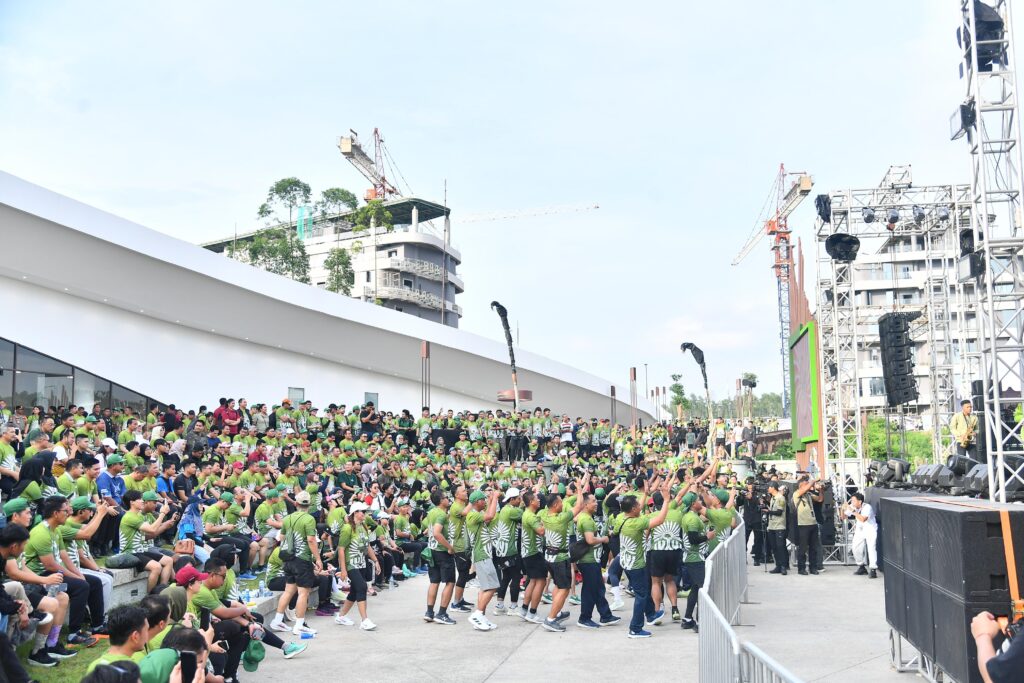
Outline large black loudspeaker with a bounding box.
[880,496,1024,683]
[878,313,920,407]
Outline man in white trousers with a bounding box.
[844,492,878,578]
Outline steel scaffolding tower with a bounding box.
[816,171,972,470]
[958,0,1024,501]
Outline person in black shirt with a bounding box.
[972,611,1024,683]
[360,402,381,438]
[173,460,199,504]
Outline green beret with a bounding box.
[71,496,96,512]
[3,498,29,516]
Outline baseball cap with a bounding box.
[106,454,125,466]
[295,491,311,505]
[175,565,208,586]
[502,487,521,502]
[85,415,98,423]
[232,461,244,470]
[241,639,266,673]
[468,490,486,504]
[3,498,29,516]
[142,491,160,502]
[101,437,117,450]
[25,430,43,442]
[219,492,235,503]
[71,496,96,512]
[349,501,368,513]
[681,492,698,509]
[266,489,280,499]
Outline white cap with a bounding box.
[101,438,117,450]
[503,487,521,502]
[349,501,369,513]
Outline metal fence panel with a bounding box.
[698,587,741,683]
[739,643,803,683]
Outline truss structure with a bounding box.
[816,170,972,474]
[958,0,1024,502]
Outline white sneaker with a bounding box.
[270,621,291,633]
[506,604,520,616]
[335,615,354,626]
[360,619,377,631]
[284,608,297,622]
[469,611,491,631]
[609,599,625,612]
[484,616,498,630]
[495,602,506,613]
[292,624,317,636]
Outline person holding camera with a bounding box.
[741,477,767,566]
[843,492,878,578]
[792,476,821,575]
[766,482,788,574]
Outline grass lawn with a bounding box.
[20,640,109,683]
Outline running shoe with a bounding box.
[495,602,506,613]
[269,621,292,633]
[432,613,456,625]
[609,598,625,611]
[27,650,57,667]
[292,624,317,637]
[334,615,354,626]
[506,604,520,616]
[67,633,98,647]
[524,612,544,624]
[553,611,570,622]
[359,619,377,631]
[483,616,498,630]
[646,610,665,627]
[448,601,471,613]
[29,611,53,626]
[681,618,698,631]
[568,595,581,606]
[282,643,307,659]
[576,619,600,629]
[542,618,566,632]
[46,644,77,659]
[314,607,336,617]
[627,629,652,639]
[541,593,553,604]
[517,606,529,620]
[599,615,622,626]
[671,608,681,622]
[285,607,298,621]
[423,610,435,623]
[238,573,257,581]
[469,612,491,631]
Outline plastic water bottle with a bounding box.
[258,580,267,597]
[242,588,250,604]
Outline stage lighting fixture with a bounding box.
[947,454,980,476]
[861,207,876,223]
[958,250,985,282]
[825,233,861,262]
[913,206,926,224]
[815,194,832,223]
[741,377,757,389]
[824,288,834,304]
[950,100,977,141]
[959,228,982,256]
[938,206,951,222]
[887,458,911,482]
[887,208,900,226]
[961,1,1008,73]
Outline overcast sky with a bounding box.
[0,1,1003,405]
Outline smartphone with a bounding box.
[179,650,197,683]
[199,607,211,631]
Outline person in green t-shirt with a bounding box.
[464,488,499,631]
[616,476,673,637]
[423,489,457,624]
[573,491,619,628]
[491,488,523,615]
[536,473,589,632]
[269,491,320,636]
[446,486,473,611]
[84,604,149,675]
[680,490,717,630]
[334,502,380,631]
[120,490,175,592]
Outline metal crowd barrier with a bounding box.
[699,521,803,683]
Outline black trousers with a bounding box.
[495,555,521,603]
[400,541,425,566]
[454,552,473,588]
[769,530,789,569]
[745,525,770,562]
[83,573,105,627]
[796,524,820,571]
[0,631,29,683]
[683,561,705,620]
[60,575,93,632]
[209,620,248,680]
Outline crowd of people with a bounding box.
[0,397,806,682]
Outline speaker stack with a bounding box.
[881,496,1024,683]
[878,312,921,407]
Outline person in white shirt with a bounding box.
[843,492,878,577]
[730,422,744,458]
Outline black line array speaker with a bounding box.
[880,496,1024,683]
[878,312,920,407]
[866,486,921,568]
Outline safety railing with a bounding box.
[699,521,803,683]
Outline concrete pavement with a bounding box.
[248,561,904,683]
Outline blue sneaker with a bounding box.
[627,628,652,638]
[238,573,258,581]
[645,609,665,626]
[282,642,307,659]
[600,615,622,626]
[576,619,600,629]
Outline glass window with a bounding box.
[0,339,13,375]
[0,369,11,408]
[15,371,73,411]
[869,378,886,396]
[74,369,111,411]
[111,384,146,416]
[14,346,72,376]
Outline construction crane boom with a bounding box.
[732,164,812,418]
[338,128,401,202]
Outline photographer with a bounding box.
[792,475,822,575]
[972,612,1024,683]
[766,482,788,575]
[740,477,768,566]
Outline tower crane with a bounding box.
[732,164,813,418]
[338,128,402,202]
